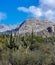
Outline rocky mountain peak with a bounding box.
[18,19,55,35]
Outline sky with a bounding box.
[0,0,55,24]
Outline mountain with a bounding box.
[0,19,55,37]
[18,19,55,37]
[0,24,19,34]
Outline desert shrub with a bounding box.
[0,33,55,65]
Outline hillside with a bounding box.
[0,24,19,34]
[0,20,55,65]
[18,19,55,37]
[0,31,55,65]
[0,19,55,37]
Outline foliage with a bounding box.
[0,32,55,65]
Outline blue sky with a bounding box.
[0,0,55,24]
[0,0,39,24]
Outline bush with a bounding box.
[0,33,55,65]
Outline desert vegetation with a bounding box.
[0,32,55,65]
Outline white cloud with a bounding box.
[18,7,29,12]
[29,6,43,18]
[44,10,55,21]
[39,0,55,9]
[40,0,55,5]
[39,0,55,21]
[17,0,55,22]
[0,12,7,21]
[18,6,43,18]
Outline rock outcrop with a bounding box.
[18,19,55,37]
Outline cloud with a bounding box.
[29,6,43,18]
[44,10,55,21]
[17,0,55,22]
[39,0,55,21]
[40,0,55,5]
[18,6,43,18]
[39,0,55,9]
[18,7,29,12]
[0,12,7,21]
[18,6,55,21]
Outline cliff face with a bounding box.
[18,19,55,37]
[37,25,55,37]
